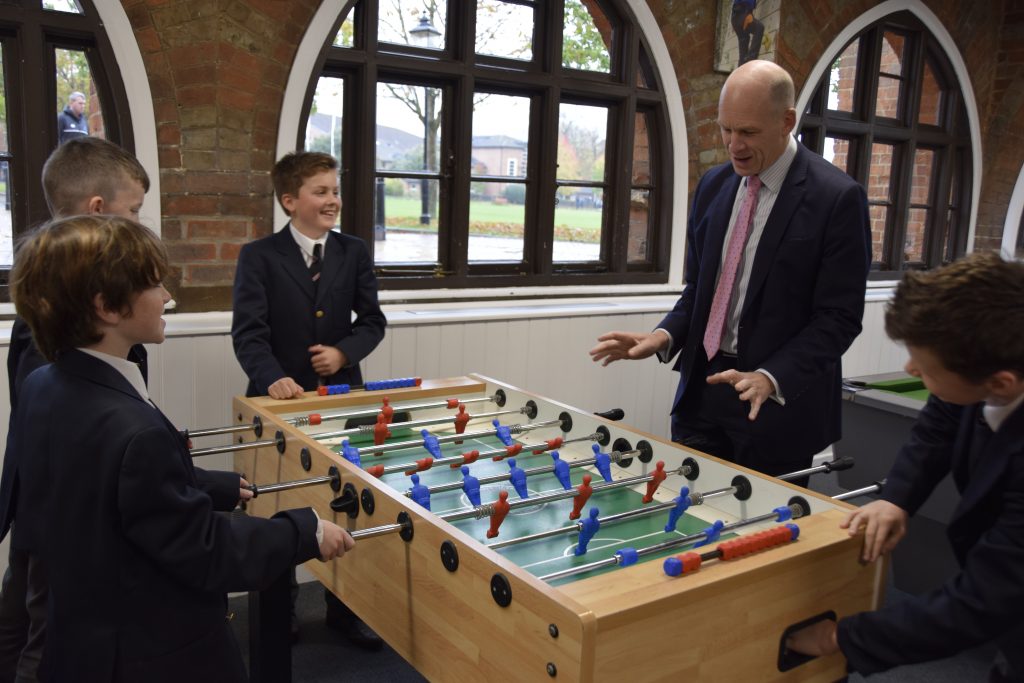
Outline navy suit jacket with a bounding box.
[231,227,386,396]
[838,397,1024,673]
[658,144,870,460]
[6,350,320,682]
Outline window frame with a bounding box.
[298,0,673,290]
[798,12,972,278]
[0,0,132,299]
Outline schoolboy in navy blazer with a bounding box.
[232,226,386,396]
[787,252,1024,680]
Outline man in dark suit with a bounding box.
[3,215,353,682]
[787,252,1024,680]
[231,151,386,648]
[590,60,870,480]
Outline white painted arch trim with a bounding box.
[794,0,982,254]
[1003,163,1024,258]
[93,0,161,235]
[276,0,689,296]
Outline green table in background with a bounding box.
[833,372,960,595]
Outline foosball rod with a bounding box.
[776,456,854,481]
[440,462,685,523]
[487,479,729,551]
[184,393,502,439]
[311,407,527,441]
[369,434,599,478]
[832,479,885,501]
[410,448,643,497]
[488,457,856,551]
[353,418,563,458]
[538,501,807,582]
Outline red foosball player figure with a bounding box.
[453,404,470,444]
[380,396,394,424]
[569,475,593,520]
[486,490,511,539]
[373,413,391,446]
[642,461,667,503]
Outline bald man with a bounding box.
[591,61,870,481]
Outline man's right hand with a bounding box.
[318,521,355,561]
[267,377,306,400]
[589,330,669,366]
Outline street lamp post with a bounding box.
[409,13,441,226]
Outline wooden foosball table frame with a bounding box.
[233,375,884,682]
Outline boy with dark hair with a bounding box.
[3,215,353,682]
[232,151,386,647]
[787,251,1024,680]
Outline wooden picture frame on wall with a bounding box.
[714,0,781,73]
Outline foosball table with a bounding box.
[228,375,883,682]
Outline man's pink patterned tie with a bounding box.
[702,174,762,361]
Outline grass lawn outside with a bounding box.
[378,195,602,242]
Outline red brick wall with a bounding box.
[123,0,1024,310]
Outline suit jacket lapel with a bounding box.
[315,232,347,306]
[954,404,1024,521]
[743,147,809,317]
[272,227,317,301]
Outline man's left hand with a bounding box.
[309,344,346,377]
[706,369,774,420]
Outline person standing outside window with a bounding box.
[57,92,88,145]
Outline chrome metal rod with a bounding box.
[191,438,275,457]
[832,480,885,501]
[312,408,524,441]
[350,523,406,540]
[187,423,253,438]
[250,476,332,496]
[356,418,562,457]
[305,394,499,426]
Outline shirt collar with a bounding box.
[756,135,798,194]
[983,392,1024,432]
[288,223,326,260]
[79,347,151,404]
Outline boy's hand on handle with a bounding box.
[318,521,355,562]
[238,476,254,502]
[785,619,839,657]
[268,377,305,400]
[589,330,669,366]
[309,344,346,377]
[841,499,908,563]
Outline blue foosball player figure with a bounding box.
[551,450,571,490]
[508,458,529,498]
[575,508,601,556]
[410,473,431,510]
[460,465,481,506]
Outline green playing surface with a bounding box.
[328,425,723,585]
[866,377,930,403]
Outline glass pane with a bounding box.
[468,181,524,262]
[43,0,82,14]
[632,112,650,185]
[627,189,651,263]
[0,46,7,151]
[909,148,934,206]
[0,161,11,268]
[827,39,859,113]
[918,59,942,126]
[373,177,439,264]
[377,83,441,172]
[868,204,887,264]
[472,94,529,179]
[823,136,852,174]
[562,0,611,73]
[875,74,901,119]
[904,207,928,263]
[557,103,607,182]
[305,77,344,160]
[55,48,101,142]
[880,32,905,76]
[867,142,894,202]
[379,2,446,50]
[636,47,654,89]
[554,186,602,262]
[476,0,533,62]
[333,10,355,47]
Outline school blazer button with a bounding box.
[316,310,325,318]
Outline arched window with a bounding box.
[298,0,672,289]
[799,11,972,277]
[0,0,132,298]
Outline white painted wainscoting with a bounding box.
[0,290,905,573]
